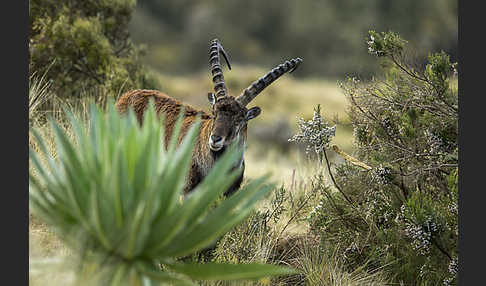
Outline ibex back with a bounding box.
[116,39,302,196]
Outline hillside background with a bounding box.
[129,0,457,78]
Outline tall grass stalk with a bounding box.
[29,71,54,125]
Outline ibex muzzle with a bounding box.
[207,95,261,152]
[115,38,302,195]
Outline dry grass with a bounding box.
[289,240,389,286]
[29,215,75,285]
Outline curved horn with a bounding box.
[236,57,303,107]
[209,39,232,99]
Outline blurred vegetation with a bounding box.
[129,0,457,78]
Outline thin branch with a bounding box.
[322,147,355,206]
[277,191,313,240]
[431,237,452,261]
[401,164,458,176]
[390,54,428,83]
[349,91,409,149]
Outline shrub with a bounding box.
[29,0,159,98]
[29,100,297,285]
[299,31,458,285]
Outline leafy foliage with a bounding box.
[303,31,458,285]
[29,101,297,285]
[29,0,159,98]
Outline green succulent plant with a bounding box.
[29,100,297,285]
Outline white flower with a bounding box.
[289,105,336,156]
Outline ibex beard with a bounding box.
[115,39,302,196]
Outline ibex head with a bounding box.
[207,39,302,152]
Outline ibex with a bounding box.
[115,39,302,196]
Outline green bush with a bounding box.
[301,31,458,285]
[29,101,297,285]
[29,0,159,98]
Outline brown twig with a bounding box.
[331,145,372,171]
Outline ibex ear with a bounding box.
[246,106,261,121]
[208,92,216,106]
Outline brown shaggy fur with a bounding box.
[115,89,246,195]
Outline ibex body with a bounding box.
[116,39,302,195]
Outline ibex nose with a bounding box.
[211,135,223,143]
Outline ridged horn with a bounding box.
[236,57,303,107]
[209,39,232,99]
